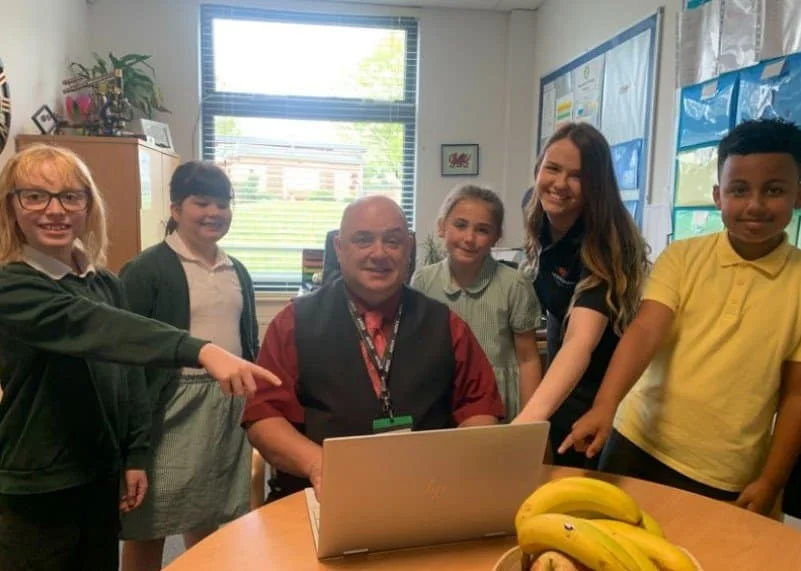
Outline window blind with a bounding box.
[200,5,419,291]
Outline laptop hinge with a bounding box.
[343,548,369,556]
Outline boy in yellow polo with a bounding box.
[558,118,801,515]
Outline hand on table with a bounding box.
[736,478,781,516]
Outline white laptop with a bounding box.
[304,422,550,559]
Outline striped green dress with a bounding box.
[411,256,541,419]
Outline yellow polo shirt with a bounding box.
[614,232,801,492]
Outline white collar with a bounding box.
[165,232,232,270]
[22,245,95,279]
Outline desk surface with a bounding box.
[165,466,801,571]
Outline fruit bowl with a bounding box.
[680,546,705,571]
[492,547,590,571]
[506,476,708,571]
[492,545,703,571]
[491,546,524,571]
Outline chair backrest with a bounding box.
[322,229,417,286]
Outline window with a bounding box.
[200,6,418,291]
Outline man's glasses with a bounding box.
[12,189,91,212]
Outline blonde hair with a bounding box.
[0,144,109,266]
[524,123,650,336]
[438,183,505,238]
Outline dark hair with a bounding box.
[524,122,650,335]
[521,186,534,212]
[718,118,801,177]
[165,161,234,234]
[438,183,505,238]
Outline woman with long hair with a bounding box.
[513,122,650,469]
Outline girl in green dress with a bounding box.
[412,184,542,419]
[120,162,259,570]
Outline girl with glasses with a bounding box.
[0,144,281,571]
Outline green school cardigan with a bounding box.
[120,241,260,406]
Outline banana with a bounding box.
[559,508,665,539]
[639,510,665,538]
[530,550,591,570]
[590,519,700,571]
[516,513,641,571]
[515,477,643,531]
[585,520,659,571]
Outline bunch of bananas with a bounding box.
[513,477,703,571]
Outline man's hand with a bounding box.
[735,478,782,516]
[120,469,148,513]
[198,344,282,397]
[558,404,616,459]
[307,452,323,500]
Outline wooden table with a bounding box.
[165,466,801,570]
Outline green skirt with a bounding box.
[120,373,252,540]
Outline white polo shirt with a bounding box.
[165,232,243,375]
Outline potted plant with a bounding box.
[67,52,169,119]
[421,233,446,266]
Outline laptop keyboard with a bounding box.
[304,487,321,547]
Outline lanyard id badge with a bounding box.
[372,415,413,434]
[346,296,407,430]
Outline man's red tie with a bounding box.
[364,310,387,358]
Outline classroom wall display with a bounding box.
[536,11,662,229]
[761,0,801,60]
[674,146,717,207]
[671,2,801,247]
[677,0,801,87]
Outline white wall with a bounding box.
[86,0,536,251]
[531,0,681,256]
[0,0,90,165]
[0,0,88,402]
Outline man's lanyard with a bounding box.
[346,298,403,419]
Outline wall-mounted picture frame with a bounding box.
[32,104,57,135]
[441,143,479,176]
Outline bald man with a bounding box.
[244,196,504,502]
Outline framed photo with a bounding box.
[32,104,57,135]
[134,118,174,150]
[441,144,479,176]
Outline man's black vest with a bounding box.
[270,279,455,498]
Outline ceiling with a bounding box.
[327,0,549,10]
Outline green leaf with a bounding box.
[126,69,154,86]
[69,52,167,119]
[119,54,152,67]
[141,99,153,119]
[69,62,91,80]
[140,59,157,78]
[92,52,108,75]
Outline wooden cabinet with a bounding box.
[15,135,180,273]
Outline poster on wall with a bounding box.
[718,0,760,73]
[540,82,557,141]
[537,11,661,229]
[686,0,713,7]
[555,92,574,125]
[678,0,721,86]
[761,0,801,60]
[601,29,650,146]
[572,55,605,127]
